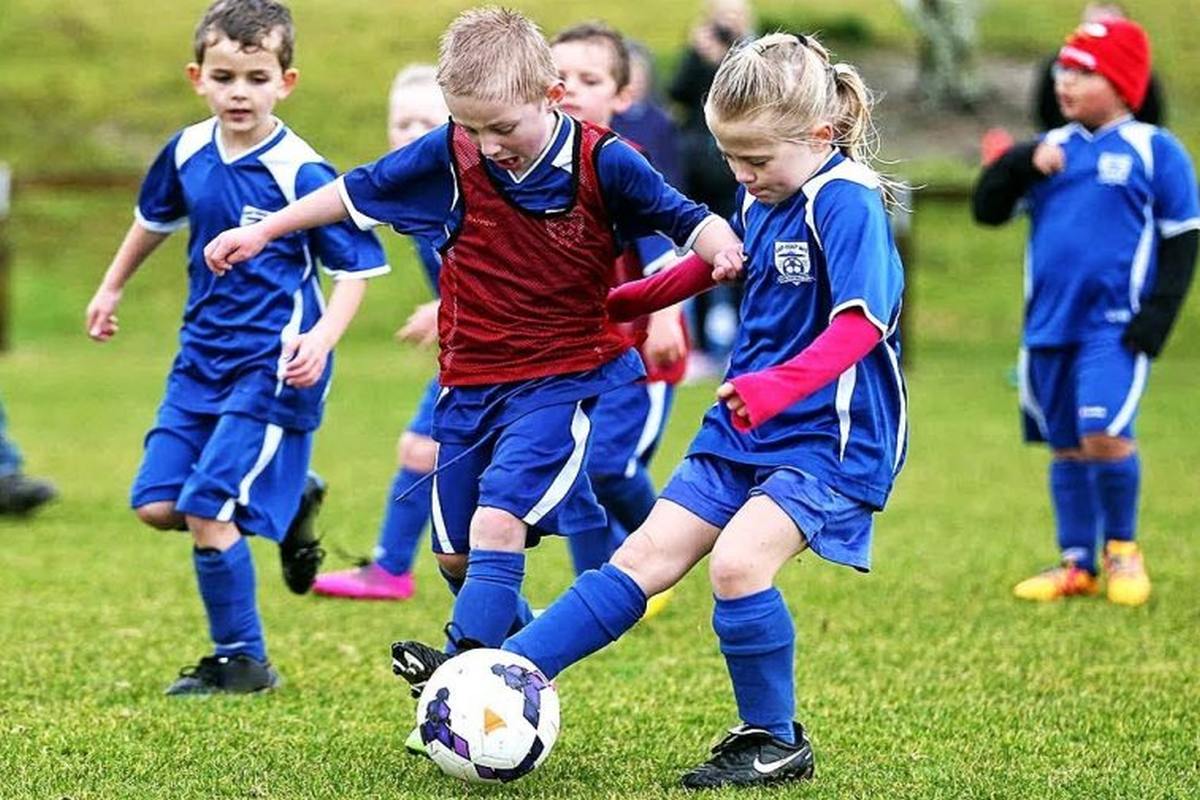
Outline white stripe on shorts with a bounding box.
[216,423,284,521]
[523,401,591,526]
[1106,353,1149,436]
[430,466,454,553]
[625,382,668,478]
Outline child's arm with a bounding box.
[1122,229,1199,357]
[205,182,349,275]
[86,222,171,341]
[643,305,687,369]
[281,277,367,388]
[717,308,882,431]
[972,140,1058,225]
[607,252,720,321]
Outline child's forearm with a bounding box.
[260,181,351,241]
[728,308,882,431]
[308,277,368,347]
[607,253,715,321]
[99,222,170,290]
[690,216,741,263]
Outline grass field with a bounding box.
[2,187,1199,798]
[2,0,1200,797]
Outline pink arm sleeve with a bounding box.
[727,307,883,432]
[606,253,717,322]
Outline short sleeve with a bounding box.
[1151,131,1200,238]
[812,180,904,334]
[297,162,389,280]
[338,125,457,244]
[631,233,678,276]
[135,133,188,233]
[596,138,712,248]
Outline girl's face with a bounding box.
[711,120,833,205]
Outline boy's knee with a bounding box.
[708,547,760,599]
[1080,434,1136,461]
[469,506,527,551]
[135,502,184,531]
[398,433,437,473]
[186,516,241,550]
[611,529,678,595]
[436,552,467,580]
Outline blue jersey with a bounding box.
[337,112,709,259]
[688,152,907,509]
[1023,117,1200,346]
[412,236,442,295]
[136,117,389,431]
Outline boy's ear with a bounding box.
[613,84,635,116]
[545,81,566,106]
[186,62,203,94]
[279,67,299,98]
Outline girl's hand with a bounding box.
[85,286,122,342]
[717,381,750,426]
[204,223,270,275]
[1032,142,1066,176]
[396,300,439,346]
[280,329,334,388]
[712,246,745,283]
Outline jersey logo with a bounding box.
[239,204,273,227]
[1097,153,1133,186]
[774,241,813,285]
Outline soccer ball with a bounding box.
[415,648,560,783]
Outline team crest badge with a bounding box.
[774,241,813,285]
[1097,153,1133,186]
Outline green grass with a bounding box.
[1,183,1199,799]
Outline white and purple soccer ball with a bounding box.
[415,648,560,784]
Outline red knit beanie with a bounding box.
[1057,18,1151,111]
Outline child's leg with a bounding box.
[450,506,530,647]
[708,495,807,744]
[189,516,265,661]
[131,403,213,532]
[505,498,720,678]
[1048,451,1100,572]
[374,432,436,575]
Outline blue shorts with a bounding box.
[660,454,875,572]
[1019,336,1149,449]
[587,381,675,479]
[428,398,605,554]
[407,377,442,438]
[130,403,313,542]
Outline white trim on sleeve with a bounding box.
[1159,217,1200,238]
[134,206,187,234]
[335,175,384,231]
[322,264,392,281]
[829,299,888,336]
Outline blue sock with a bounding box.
[1050,459,1099,573]
[440,565,533,644]
[713,588,796,744]
[374,468,432,575]
[567,526,614,575]
[193,538,265,662]
[504,563,646,679]
[1093,453,1140,542]
[593,468,657,534]
[450,549,526,649]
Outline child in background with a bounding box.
[313,65,449,602]
[550,23,689,598]
[394,32,907,789]
[203,5,741,679]
[610,39,684,191]
[973,18,1198,606]
[85,0,388,693]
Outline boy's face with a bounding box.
[552,40,630,127]
[712,120,833,205]
[389,85,449,151]
[187,32,296,142]
[1054,67,1128,128]
[445,85,565,174]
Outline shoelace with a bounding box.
[177,656,223,680]
[1106,552,1142,578]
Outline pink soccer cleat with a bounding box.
[313,563,416,601]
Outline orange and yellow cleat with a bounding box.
[1103,541,1151,607]
[1012,562,1099,601]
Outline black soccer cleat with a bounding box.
[391,639,452,699]
[680,722,815,790]
[0,473,58,516]
[279,472,327,594]
[165,654,282,697]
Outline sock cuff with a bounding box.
[193,537,249,566]
[598,563,648,603]
[713,588,793,654]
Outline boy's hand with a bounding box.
[711,246,745,283]
[280,329,334,388]
[204,223,270,276]
[396,300,439,346]
[85,287,122,342]
[716,381,750,426]
[643,310,686,369]
[1032,142,1065,176]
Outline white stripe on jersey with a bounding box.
[275,288,305,398]
[1129,204,1155,312]
[523,401,591,525]
[175,117,218,170]
[883,340,908,471]
[1107,354,1149,436]
[835,365,857,461]
[1116,122,1155,179]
